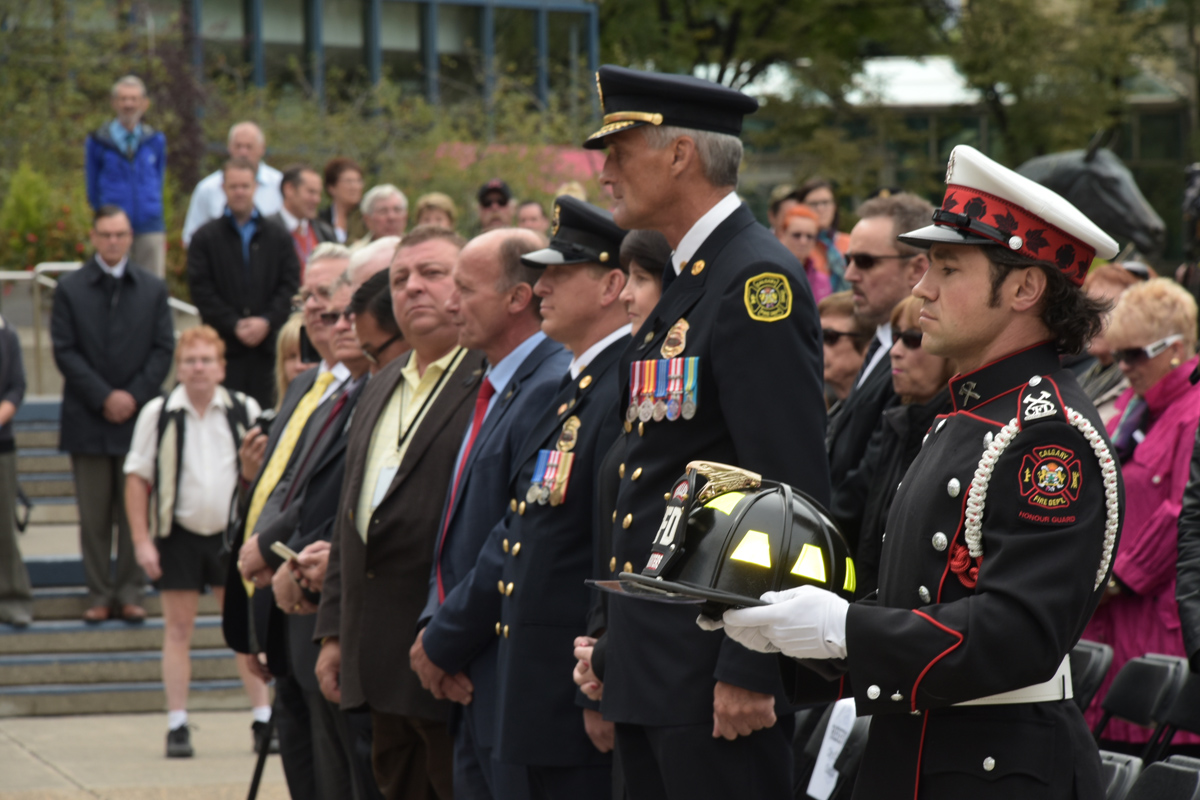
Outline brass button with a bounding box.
[580,375,592,389]
[505,582,514,596]
[497,580,505,594]
[664,493,671,501]
[502,538,509,553]
[619,463,626,478]
[624,561,633,573]
[612,510,617,523]
[510,499,517,512]
[691,259,706,275]
[631,467,642,481]
[622,514,633,529]
[366,570,375,579]
[643,331,654,344]
[519,501,526,515]
[512,542,521,556]
[638,422,645,436]
[609,557,617,572]
[624,420,632,433]
[495,622,502,635]
[503,625,509,638]
[557,403,568,415]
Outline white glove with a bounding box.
[719,585,849,660]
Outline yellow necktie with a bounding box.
[242,370,336,595]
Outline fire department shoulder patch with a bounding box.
[1018,445,1083,515]
[744,273,792,322]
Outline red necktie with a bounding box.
[436,377,496,601]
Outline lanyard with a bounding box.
[397,349,464,451]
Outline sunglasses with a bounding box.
[1114,334,1183,365]
[363,334,403,365]
[846,253,912,270]
[822,328,868,347]
[891,328,923,350]
[317,308,354,326]
[480,198,509,209]
[789,232,817,242]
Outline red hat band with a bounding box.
[933,185,1096,285]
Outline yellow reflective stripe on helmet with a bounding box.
[790,543,827,583]
[729,530,772,568]
[843,557,857,593]
[704,491,745,516]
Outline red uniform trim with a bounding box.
[914,711,931,800]
[937,491,973,601]
[909,610,964,713]
[948,341,1055,411]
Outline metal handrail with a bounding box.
[0,263,201,393]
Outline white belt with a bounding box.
[954,655,1073,706]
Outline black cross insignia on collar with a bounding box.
[958,381,981,404]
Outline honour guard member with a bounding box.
[712,145,1125,800]
[585,66,831,798]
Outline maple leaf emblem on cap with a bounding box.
[993,210,1018,236]
[943,192,959,212]
[1077,260,1089,281]
[964,197,987,220]
[1055,244,1076,271]
[1024,229,1049,254]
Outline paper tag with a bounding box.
[806,698,857,800]
[372,465,398,509]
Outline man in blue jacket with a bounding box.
[85,76,167,278]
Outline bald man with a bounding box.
[183,122,283,246]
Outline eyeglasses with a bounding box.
[788,232,817,242]
[318,308,354,325]
[806,199,835,208]
[1114,334,1183,365]
[292,287,332,309]
[362,334,403,365]
[890,328,923,350]
[846,253,912,270]
[822,328,868,347]
[480,198,509,209]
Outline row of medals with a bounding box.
[525,416,581,506]
[627,319,695,424]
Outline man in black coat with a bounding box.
[52,205,174,622]
[716,144,1124,800]
[187,157,301,408]
[579,66,830,799]
[826,194,932,517]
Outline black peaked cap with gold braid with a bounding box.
[520,196,629,268]
[583,65,759,150]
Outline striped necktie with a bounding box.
[242,370,336,595]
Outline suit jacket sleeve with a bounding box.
[51,283,112,412]
[124,283,174,406]
[710,261,832,695]
[186,229,241,338]
[314,511,346,641]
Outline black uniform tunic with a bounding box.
[800,343,1124,800]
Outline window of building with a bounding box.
[438,4,481,102]
[263,0,305,91]
[325,0,367,94]
[201,0,246,82]
[381,1,421,93]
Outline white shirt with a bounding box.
[671,191,742,275]
[569,324,631,379]
[277,205,308,235]
[318,360,352,405]
[124,385,262,535]
[95,254,128,279]
[182,162,283,245]
[856,324,894,389]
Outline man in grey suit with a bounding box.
[314,226,485,800]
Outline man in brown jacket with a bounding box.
[314,226,483,799]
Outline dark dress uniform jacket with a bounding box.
[800,344,1123,800]
[313,349,484,720]
[51,257,174,455]
[603,202,831,727]
[419,336,571,749]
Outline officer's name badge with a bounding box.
[628,357,699,423]
[744,273,792,322]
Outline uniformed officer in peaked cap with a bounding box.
[584,64,831,799]
[709,144,1126,800]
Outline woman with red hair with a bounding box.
[781,205,843,302]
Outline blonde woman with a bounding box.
[274,313,314,412]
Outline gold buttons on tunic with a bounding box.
[624,562,633,573]
[510,499,517,512]
[691,260,706,275]
[664,493,672,501]
[558,403,568,415]
[619,463,626,478]
[503,625,510,638]
[496,622,502,635]
[580,375,593,389]
[638,422,645,436]
[612,510,617,523]
[610,557,617,572]
[624,421,632,433]
[497,580,505,594]
[622,514,633,529]
[505,583,514,596]
[631,467,642,481]
[519,501,527,515]
[512,542,521,556]
[502,539,509,553]
[644,331,654,344]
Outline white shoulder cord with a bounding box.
[963,408,1119,590]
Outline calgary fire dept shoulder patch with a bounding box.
[744,273,792,322]
[1019,445,1083,513]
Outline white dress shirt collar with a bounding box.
[856,324,894,389]
[569,324,631,379]
[278,205,305,234]
[95,254,128,279]
[671,191,742,275]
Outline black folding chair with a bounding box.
[1147,671,1200,762]
[1094,655,1188,759]
[1100,751,1143,800]
[1073,640,1115,712]
[1125,762,1200,800]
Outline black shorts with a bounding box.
[154,524,228,592]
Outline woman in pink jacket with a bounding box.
[1084,277,1200,748]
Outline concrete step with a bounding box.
[15,428,59,449]
[32,586,222,621]
[0,648,240,686]
[0,678,250,716]
[0,615,226,655]
[28,499,78,524]
[21,471,74,498]
[18,447,71,473]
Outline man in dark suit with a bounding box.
[51,205,174,623]
[187,157,301,408]
[408,227,569,799]
[433,197,630,798]
[314,226,484,800]
[268,165,336,272]
[826,193,932,551]
[578,66,830,799]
